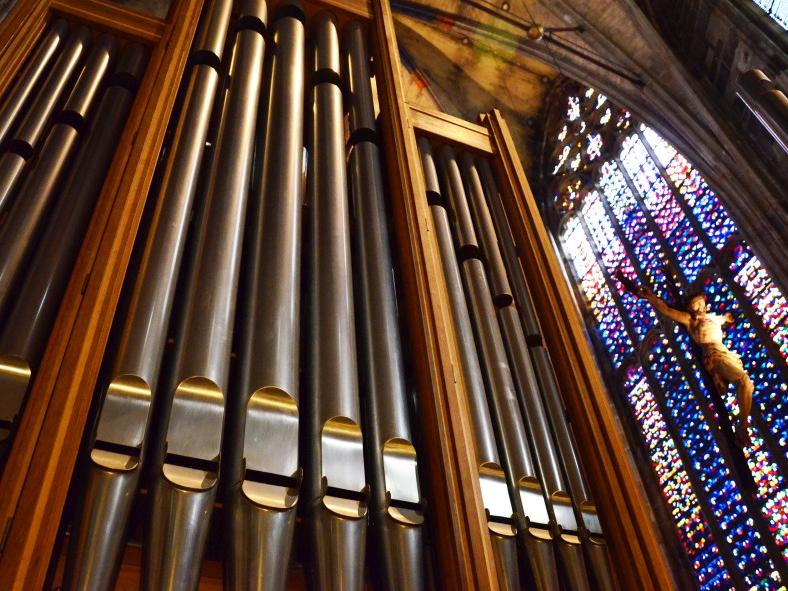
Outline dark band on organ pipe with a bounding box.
[62,2,235,590]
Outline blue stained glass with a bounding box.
[623,366,732,589]
[647,338,782,587]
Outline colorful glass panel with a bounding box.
[623,366,732,589]
[647,338,782,587]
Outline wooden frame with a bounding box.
[0,0,673,588]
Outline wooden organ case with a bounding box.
[0,0,675,589]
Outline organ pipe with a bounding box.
[344,20,425,591]
[64,3,232,588]
[307,12,368,590]
[227,2,305,589]
[0,35,116,455]
[144,2,265,588]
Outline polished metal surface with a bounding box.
[418,137,441,199]
[227,8,304,589]
[146,23,265,591]
[490,528,521,591]
[342,21,376,135]
[0,124,80,313]
[348,138,425,591]
[459,152,512,305]
[557,532,592,591]
[13,26,90,153]
[419,141,498,465]
[0,19,68,147]
[497,306,571,527]
[476,158,540,335]
[192,0,233,63]
[0,152,26,214]
[584,534,615,591]
[0,36,116,316]
[437,146,479,256]
[62,34,116,124]
[312,12,341,75]
[308,14,367,587]
[737,69,788,153]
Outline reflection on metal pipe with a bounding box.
[307,12,368,590]
[0,26,90,214]
[63,3,231,588]
[0,19,68,147]
[344,20,424,591]
[227,2,305,589]
[737,69,788,154]
[418,138,519,588]
[145,4,265,588]
[0,37,116,454]
[437,146,479,257]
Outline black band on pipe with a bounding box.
[526,334,544,347]
[244,468,300,488]
[494,293,514,308]
[426,190,445,207]
[347,127,378,148]
[189,49,222,71]
[457,243,482,263]
[311,68,343,90]
[164,452,219,473]
[236,15,267,36]
[275,2,305,23]
[6,139,34,160]
[110,72,141,93]
[94,439,142,458]
[55,110,86,133]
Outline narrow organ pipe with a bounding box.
[307,12,368,591]
[63,3,232,588]
[144,3,266,589]
[0,19,68,147]
[344,21,425,591]
[418,138,519,589]
[0,26,90,215]
[227,2,305,589]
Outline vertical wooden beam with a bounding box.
[0,1,204,587]
[484,109,676,591]
[370,1,500,588]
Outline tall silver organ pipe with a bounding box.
[0,35,116,453]
[62,5,232,590]
[0,26,90,213]
[437,145,559,590]
[343,21,425,591]
[227,2,305,589]
[140,3,265,589]
[307,12,368,590]
[0,19,68,148]
[417,138,521,591]
[477,158,614,591]
[460,153,592,591]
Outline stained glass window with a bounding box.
[551,88,788,589]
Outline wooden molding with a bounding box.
[0,1,205,587]
[483,109,676,591]
[372,1,500,589]
[408,103,494,154]
[51,0,166,44]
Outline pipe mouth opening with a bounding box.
[242,467,300,509]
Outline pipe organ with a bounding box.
[0,0,674,589]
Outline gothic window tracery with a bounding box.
[548,86,788,589]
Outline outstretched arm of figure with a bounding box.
[722,312,735,326]
[640,288,691,325]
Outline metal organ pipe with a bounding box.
[307,12,368,590]
[226,2,305,589]
[144,2,265,588]
[0,19,68,148]
[417,138,521,591]
[344,20,425,591]
[477,157,614,590]
[0,26,91,214]
[62,3,232,589]
[0,35,116,454]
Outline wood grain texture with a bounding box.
[0,0,48,92]
[51,0,165,44]
[409,104,494,154]
[372,1,500,589]
[484,109,676,591]
[0,1,205,587]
